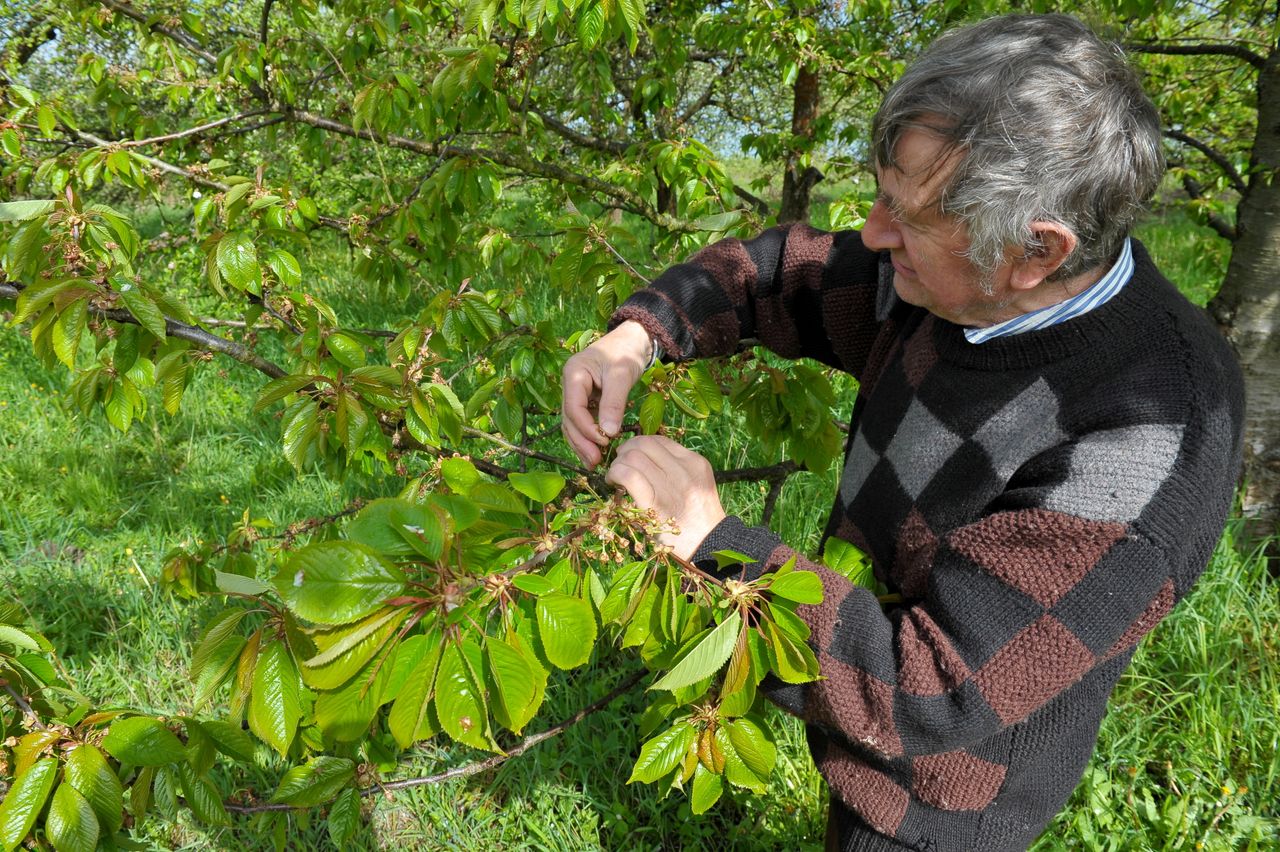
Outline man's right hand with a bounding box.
[561,320,654,467]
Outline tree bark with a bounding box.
[1209,49,1280,541]
[779,65,822,224]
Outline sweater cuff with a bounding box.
[690,515,783,582]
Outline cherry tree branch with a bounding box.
[1164,129,1248,195]
[96,0,219,65]
[1124,40,1266,70]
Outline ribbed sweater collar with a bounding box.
[930,239,1169,372]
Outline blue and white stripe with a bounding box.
[964,238,1134,344]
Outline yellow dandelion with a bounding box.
[125,547,133,556]
[1221,785,1234,796]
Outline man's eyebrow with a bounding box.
[875,189,913,221]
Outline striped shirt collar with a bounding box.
[964,238,1134,344]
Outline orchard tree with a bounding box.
[0,0,876,846]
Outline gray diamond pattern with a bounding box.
[883,397,964,499]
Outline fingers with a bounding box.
[561,359,608,466]
[596,364,634,438]
[605,449,660,510]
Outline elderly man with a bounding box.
[561,14,1244,852]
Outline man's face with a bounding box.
[862,128,1014,327]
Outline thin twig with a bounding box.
[462,427,590,477]
[2,683,49,731]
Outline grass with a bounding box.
[1,204,1276,850]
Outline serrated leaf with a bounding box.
[215,232,260,292]
[690,762,724,814]
[102,717,187,766]
[326,332,366,368]
[390,501,445,561]
[434,638,495,751]
[536,593,596,669]
[725,718,776,778]
[302,607,404,690]
[63,745,124,835]
[249,640,302,757]
[508,471,565,505]
[638,391,665,434]
[313,654,390,742]
[197,719,257,763]
[191,609,251,708]
[46,783,98,852]
[177,764,229,826]
[278,541,407,625]
[0,200,55,222]
[0,756,57,851]
[627,722,695,784]
[215,570,270,596]
[485,636,537,734]
[716,727,766,793]
[388,633,444,748]
[440,457,481,493]
[327,787,361,847]
[270,756,355,807]
[768,570,824,605]
[52,298,87,369]
[119,286,168,340]
[766,621,819,684]
[511,574,556,596]
[254,374,316,413]
[651,610,741,693]
[577,1,605,48]
[693,211,743,232]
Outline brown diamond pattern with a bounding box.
[974,614,1095,725]
[912,750,1008,811]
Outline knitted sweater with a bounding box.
[611,224,1245,851]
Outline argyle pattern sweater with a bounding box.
[611,225,1244,851]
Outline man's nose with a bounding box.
[861,200,902,251]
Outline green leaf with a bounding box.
[118,284,168,340]
[313,655,390,742]
[52,298,87,369]
[651,610,741,692]
[249,640,302,757]
[191,609,250,707]
[46,783,99,852]
[434,638,495,751]
[536,593,597,669]
[270,756,355,807]
[346,498,417,557]
[302,607,405,689]
[197,719,257,763]
[717,726,766,793]
[768,570,824,605]
[0,200,55,222]
[693,211,743,232]
[485,636,537,734]
[388,634,444,748]
[63,745,124,835]
[690,763,724,814]
[215,570,270,596]
[215,232,261,292]
[725,718,776,779]
[440,457,481,493]
[508,471,566,505]
[766,621,819,684]
[326,332,366,368]
[278,541,407,625]
[511,574,557,596]
[327,787,361,847]
[177,763,229,826]
[627,722,695,784]
[254,374,316,413]
[391,502,445,561]
[102,717,187,766]
[638,392,665,434]
[0,756,57,851]
[577,1,605,48]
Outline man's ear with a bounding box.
[1009,222,1077,291]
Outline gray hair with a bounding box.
[872,14,1164,281]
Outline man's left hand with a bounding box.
[605,435,727,562]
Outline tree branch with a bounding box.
[506,97,629,155]
[1164,129,1248,194]
[1175,172,1238,241]
[678,57,738,126]
[96,0,219,65]
[112,110,275,148]
[0,282,288,379]
[286,110,696,233]
[731,183,772,218]
[223,667,648,814]
[1124,40,1266,70]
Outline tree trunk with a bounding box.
[1209,49,1280,542]
[778,65,822,224]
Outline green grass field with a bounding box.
[0,208,1275,850]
